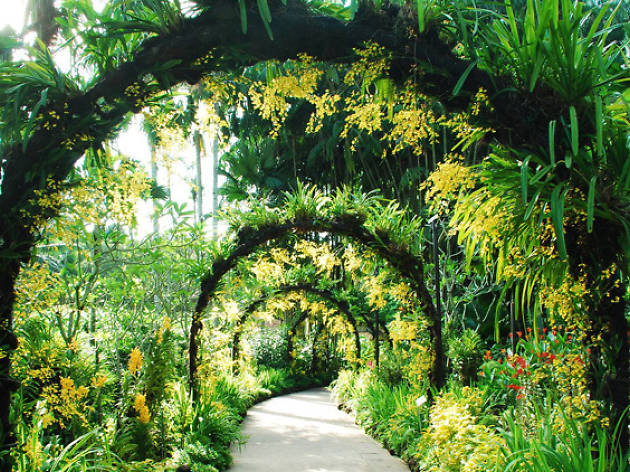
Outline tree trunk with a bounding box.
[0,228,32,471]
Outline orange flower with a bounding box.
[128,348,143,375]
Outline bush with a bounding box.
[251,328,289,369]
[412,387,504,472]
[447,328,483,385]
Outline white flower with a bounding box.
[416,395,427,407]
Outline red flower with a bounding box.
[517,331,523,338]
[508,384,524,391]
[484,350,492,360]
[527,327,532,333]
[543,327,548,334]
[552,329,557,336]
[516,393,525,400]
[509,332,513,339]
[513,356,526,368]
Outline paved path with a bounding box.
[228,388,410,472]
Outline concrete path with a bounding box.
[228,388,410,472]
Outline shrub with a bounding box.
[412,387,504,472]
[251,327,289,370]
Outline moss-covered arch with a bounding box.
[230,282,362,366]
[190,206,443,396]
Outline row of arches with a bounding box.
[187,189,445,399]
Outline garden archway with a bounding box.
[230,282,362,365]
[189,190,443,397]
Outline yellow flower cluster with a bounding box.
[421,155,477,212]
[343,245,364,275]
[343,42,391,86]
[364,275,387,309]
[42,109,61,130]
[39,377,91,429]
[192,49,215,67]
[294,240,340,276]
[389,318,418,342]
[326,315,352,337]
[250,257,284,282]
[128,348,143,375]
[539,275,589,330]
[305,91,341,134]
[133,393,151,424]
[156,316,172,344]
[389,107,439,154]
[60,377,89,403]
[388,282,413,305]
[13,262,63,320]
[550,354,608,431]
[404,342,432,388]
[23,429,43,468]
[341,100,383,150]
[470,88,493,116]
[104,162,151,226]
[249,56,322,137]
[124,82,145,108]
[91,374,107,388]
[438,110,494,150]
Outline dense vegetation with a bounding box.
[1,0,630,470]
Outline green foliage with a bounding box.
[447,328,483,385]
[251,327,289,370]
[500,407,630,471]
[375,349,405,387]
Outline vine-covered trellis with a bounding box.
[189,186,443,396]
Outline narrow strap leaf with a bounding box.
[520,156,530,204]
[595,95,604,159]
[548,120,556,166]
[238,0,247,34]
[551,184,568,259]
[569,105,578,156]
[587,176,596,233]
[453,60,478,96]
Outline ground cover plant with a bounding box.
[1,0,629,470]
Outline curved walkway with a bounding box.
[228,387,410,472]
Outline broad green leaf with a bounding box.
[417,0,425,33]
